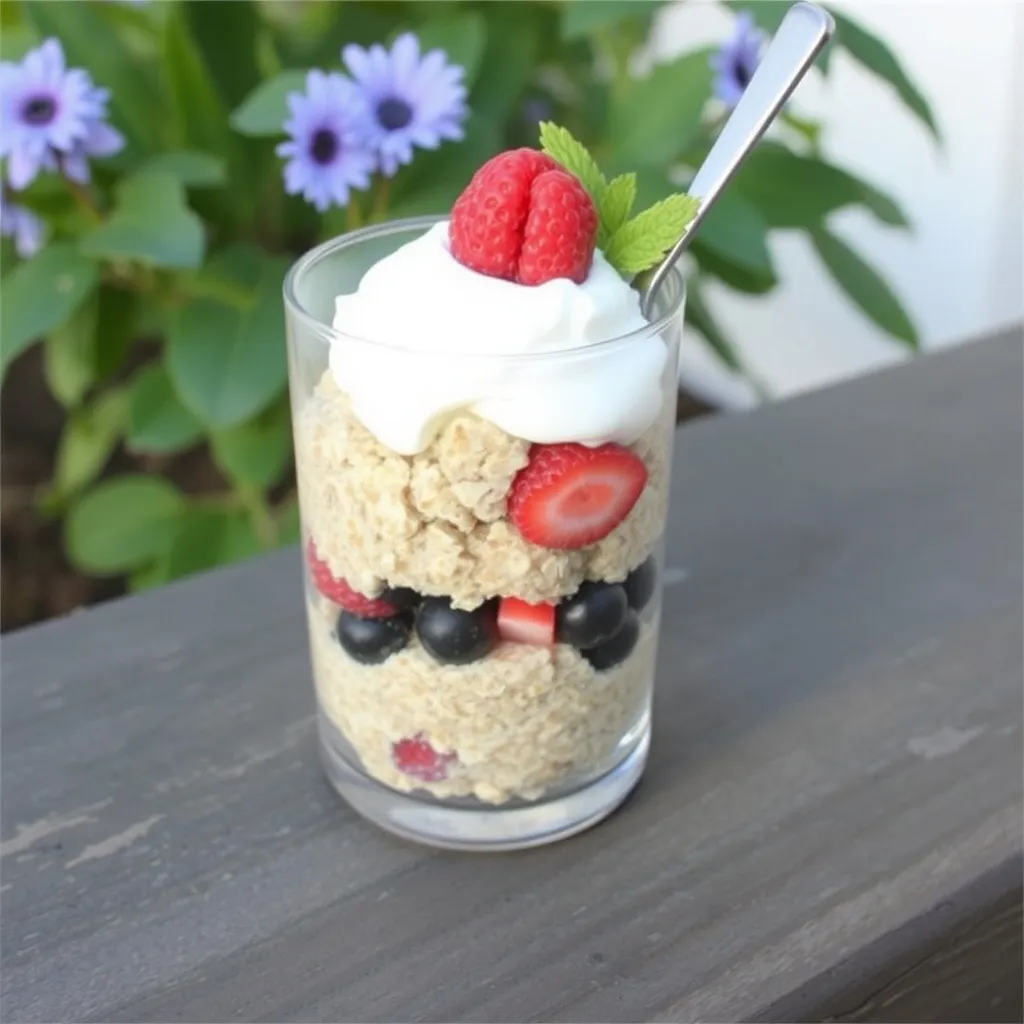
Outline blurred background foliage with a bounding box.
[0,0,934,627]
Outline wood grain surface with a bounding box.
[2,328,1021,1024]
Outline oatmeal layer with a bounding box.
[295,370,673,609]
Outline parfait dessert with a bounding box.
[284,125,692,849]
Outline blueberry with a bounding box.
[336,610,413,665]
[556,581,628,650]
[624,556,657,611]
[380,586,421,611]
[583,610,639,671]
[416,597,499,665]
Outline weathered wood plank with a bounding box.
[2,328,1021,1024]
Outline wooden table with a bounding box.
[3,328,1022,1024]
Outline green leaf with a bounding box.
[539,121,607,206]
[155,506,262,585]
[599,173,636,247]
[733,143,909,229]
[826,6,940,141]
[126,364,204,454]
[81,171,205,269]
[416,12,487,86]
[389,115,501,217]
[685,280,744,375]
[605,193,699,276]
[180,0,261,108]
[43,296,98,408]
[139,150,226,187]
[686,279,770,397]
[694,191,773,276]
[211,406,292,489]
[230,70,307,137]
[810,228,919,348]
[52,388,127,500]
[1,23,38,61]
[607,50,712,166]
[21,0,163,153]
[692,240,777,294]
[65,476,184,575]
[561,0,662,40]
[163,5,234,156]
[1,243,100,377]
[167,246,290,427]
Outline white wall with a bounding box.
[653,0,1024,407]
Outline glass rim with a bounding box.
[282,214,686,361]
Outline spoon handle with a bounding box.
[641,2,834,317]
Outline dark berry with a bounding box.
[416,597,499,665]
[336,609,413,665]
[379,586,421,611]
[556,580,628,650]
[582,610,639,671]
[624,556,657,611]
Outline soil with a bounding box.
[0,347,717,634]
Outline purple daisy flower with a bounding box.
[342,33,468,177]
[0,192,45,258]
[0,38,123,190]
[276,70,376,212]
[710,12,765,108]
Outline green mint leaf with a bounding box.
[598,172,636,246]
[538,121,606,207]
[604,193,700,276]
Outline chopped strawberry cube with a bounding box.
[497,597,556,646]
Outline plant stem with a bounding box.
[346,194,363,232]
[60,170,103,224]
[371,176,390,223]
[237,483,278,548]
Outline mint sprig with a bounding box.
[539,121,699,278]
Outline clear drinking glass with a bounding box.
[283,216,685,851]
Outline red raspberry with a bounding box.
[306,539,400,617]
[449,148,597,286]
[518,170,599,286]
[392,734,457,782]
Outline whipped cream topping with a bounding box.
[329,221,666,455]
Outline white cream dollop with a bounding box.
[329,221,666,455]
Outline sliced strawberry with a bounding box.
[507,443,648,550]
[306,539,400,617]
[392,734,457,782]
[497,597,556,646]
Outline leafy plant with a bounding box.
[0,0,935,596]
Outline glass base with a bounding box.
[317,712,649,852]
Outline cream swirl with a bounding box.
[329,221,665,455]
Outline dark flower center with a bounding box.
[376,97,413,132]
[21,95,57,126]
[309,128,339,166]
[734,57,753,89]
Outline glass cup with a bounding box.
[283,216,685,851]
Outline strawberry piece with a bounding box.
[507,443,648,550]
[497,597,556,646]
[449,148,597,286]
[518,170,599,286]
[392,734,457,783]
[306,539,400,617]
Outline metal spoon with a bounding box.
[639,1,835,318]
